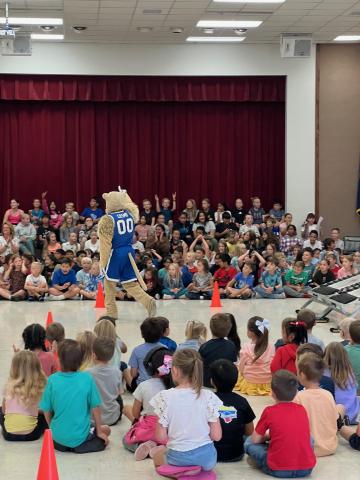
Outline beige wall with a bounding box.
[318,44,360,238]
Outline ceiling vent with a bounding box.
[143,9,162,15]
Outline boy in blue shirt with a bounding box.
[226,263,254,299]
[80,197,104,223]
[40,339,110,453]
[254,259,285,299]
[48,258,80,300]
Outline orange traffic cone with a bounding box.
[45,312,54,350]
[46,311,54,327]
[94,282,105,308]
[210,281,222,308]
[37,429,59,480]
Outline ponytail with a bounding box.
[185,320,207,344]
[282,317,308,345]
[172,349,203,396]
[247,316,269,363]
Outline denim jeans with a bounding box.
[244,437,313,478]
[186,291,212,300]
[19,240,35,256]
[284,286,310,298]
[254,286,285,299]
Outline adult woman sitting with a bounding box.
[0,222,20,256]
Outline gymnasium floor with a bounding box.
[0,298,358,480]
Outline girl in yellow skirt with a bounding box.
[234,316,275,396]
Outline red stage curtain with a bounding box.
[0,75,285,102]
[0,75,285,214]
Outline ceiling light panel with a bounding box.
[197,20,262,28]
[0,17,63,25]
[187,36,246,42]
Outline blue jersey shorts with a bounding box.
[103,246,137,283]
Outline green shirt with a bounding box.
[40,371,101,448]
[345,344,360,390]
[285,269,309,286]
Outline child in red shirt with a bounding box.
[270,319,308,375]
[245,370,316,477]
[213,254,237,295]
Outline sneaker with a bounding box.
[48,294,65,301]
[246,456,259,469]
[134,440,157,461]
[27,296,35,302]
[163,294,173,300]
[38,295,45,302]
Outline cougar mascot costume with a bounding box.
[98,188,156,319]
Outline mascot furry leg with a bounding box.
[99,188,156,320]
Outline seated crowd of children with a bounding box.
[1,309,360,478]
[0,194,357,302]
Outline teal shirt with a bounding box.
[40,371,101,447]
[345,344,360,391]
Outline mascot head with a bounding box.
[102,187,139,223]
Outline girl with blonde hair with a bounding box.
[76,330,97,371]
[1,350,47,441]
[177,320,207,351]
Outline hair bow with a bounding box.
[158,355,173,376]
[255,319,270,335]
[289,321,306,328]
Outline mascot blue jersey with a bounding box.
[103,210,136,283]
[109,210,134,248]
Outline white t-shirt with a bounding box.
[303,239,323,251]
[192,222,216,235]
[84,239,100,253]
[134,377,166,416]
[0,236,19,256]
[25,274,46,287]
[150,387,222,452]
[61,242,80,253]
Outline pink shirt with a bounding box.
[238,342,275,384]
[5,395,38,417]
[135,224,151,240]
[5,209,24,225]
[337,268,356,279]
[37,351,58,377]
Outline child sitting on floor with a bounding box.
[40,339,110,453]
[123,347,173,460]
[0,255,26,301]
[150,349,222,474]
[186,259,213,300]
[235,317,275,396]
[297,309,325,350]
[177,320,207,351]
[339,317,354,346]
[225,262,254,299]
[324,342,359,424]
[24,261,48,302]
[245,370,316,477]
[18,323,58,377]
[210,359,255,462]
[254,259,285,299]
[271,318,308,375]
[345,320,360,393]
[199,313,238,388]
[0,351,47,442]
[213,254,237,296]
[129,318,164,386]
[48,258,80,300]
[295,353,343,457]
[283,261,309,298]
[79,262,104,300]
[157,317,177,352]
[77,330,96,371]
[88,337,123,427]
[162,263,188,299]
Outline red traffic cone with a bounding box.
[37,429,59,480]
[45,312,54,350]
[94,282,105,308]
[210,281,222,308]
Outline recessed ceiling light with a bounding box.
[234,28,247,34]
[0,17,63,25]
[197,20,262,28]
[31,34,64,40]
[72,26,87,32]
[187,36,246,42]
[171,27,184,33]
[213,0,285,3]
[334,35,360,42]
[40,25,55,31]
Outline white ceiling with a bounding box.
[2,0,360,44]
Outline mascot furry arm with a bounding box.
[98,214,114,272]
